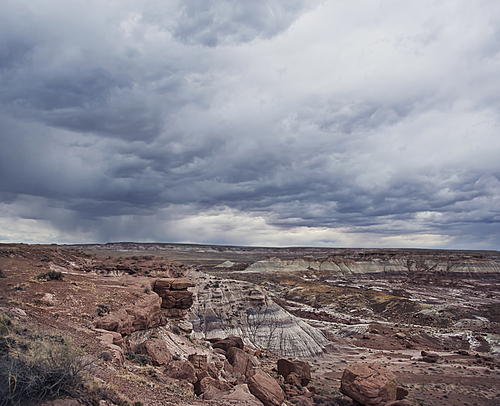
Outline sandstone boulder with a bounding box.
[188,353,207,370]
[201,385,223,400]
[165,360,197,384]
[247,369,285,406]
[210,336,244,352]
[277,359,311,386]
[154,278,173,291]
[95,293,164,335]
[136,338,172,366]
[227,346,252,376]
[154,278,194,309]
[421,350,439,363]
[218,384,264,406]
[172,279,195,290]
[97,331,123,347]
[194,376,231,396]
[385,401,415,406]
[396,386,409,400]
[340,363,398,406]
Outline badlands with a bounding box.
[0,242,499,405]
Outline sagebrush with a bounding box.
[0,314,91,405]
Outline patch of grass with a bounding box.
[84,378,133,406]
[125,352,151,366]
[36,270,64,281]
[0,320,92,405]
[12,283,29,292]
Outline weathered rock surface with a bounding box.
[154,278,194,309]
[188,353,208,370]
[277,358,311,386]
[135,338,172,366]
[126,326,215,364]
[227,346,253,376]
[189,271,328,358]
[340,363,398,406]
[194,376,231,396]
[165,360,197,384]
[210,336,244,351]
[95,292,164,335]
[247,369,285,406]
[96,329,123,347]
[217,384,264,405]
[242,256,500,279]
[421,350,439,363]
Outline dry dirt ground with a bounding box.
[1,243,500,405]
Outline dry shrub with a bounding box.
[36,270,64,281]
[0,315,91,405]
[84,378,133,406]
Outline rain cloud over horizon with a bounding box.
[1,0,500,249]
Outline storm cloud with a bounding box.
[1,0,499,248]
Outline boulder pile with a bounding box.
[94,277,195,334]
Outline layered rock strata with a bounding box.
[153,277,194,317]
[242,257,500,279]
[188,271,328,358]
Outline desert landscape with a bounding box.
[1,242,499,406]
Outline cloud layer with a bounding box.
[1,0,499,249]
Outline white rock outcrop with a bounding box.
[187,271,328,359]
[242,257,500,278]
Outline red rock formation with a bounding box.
[227,347,252,376]
[135,338,172,366]
[165,360,197,384]
[247,369,285,406]
[95,292,164,335]
[340,363,398,406]
[154,278,194,310]
[218,384,264,405]
[277,359,311,386]
[209,336,244,352]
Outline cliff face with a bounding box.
[187,271,328,359]
[243,257,500,279]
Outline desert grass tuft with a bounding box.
[0,314,92,405]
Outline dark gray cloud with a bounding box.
[171,0,312,46]
[0,0,499,248]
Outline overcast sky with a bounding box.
[1,0,499,249]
